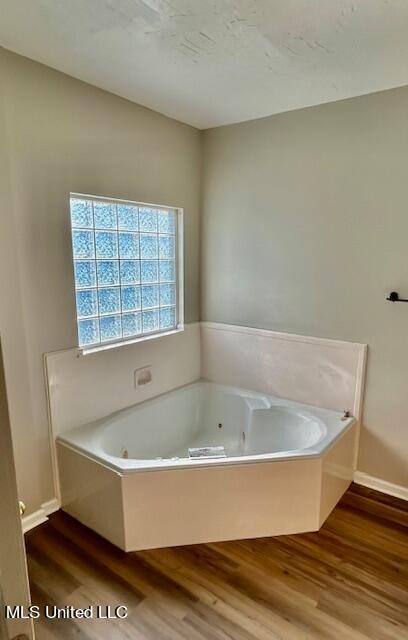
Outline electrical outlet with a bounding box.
[134,366,152,388]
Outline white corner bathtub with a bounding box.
[57,381,357,551]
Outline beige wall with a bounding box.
[0,48,201,514]
[202,87,408,488]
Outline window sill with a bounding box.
[79,326,184,356]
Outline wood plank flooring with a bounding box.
[25,483,408,639]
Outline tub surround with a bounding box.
[45,324,201,438]
[45,322,201,500]
[201,322,366,419]
[44,322,365,548]
[57,381,356,550]
[45,322,365,496]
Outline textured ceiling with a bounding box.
[1,0,408,128]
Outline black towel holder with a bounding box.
[386,291,408,303]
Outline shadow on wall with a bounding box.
[358,426,408,488]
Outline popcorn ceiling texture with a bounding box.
[0,1,408,127]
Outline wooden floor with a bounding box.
[25,483,408,640]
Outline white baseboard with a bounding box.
[354,471,408,501]
[22,497,60,533]
[42,497,60,516]
[22,510,48,534]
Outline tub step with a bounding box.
[188,446,226,459]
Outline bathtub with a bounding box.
[57,381,357,551]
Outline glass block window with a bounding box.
[70,195,182,348]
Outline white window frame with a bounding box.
[70,193,184,355]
